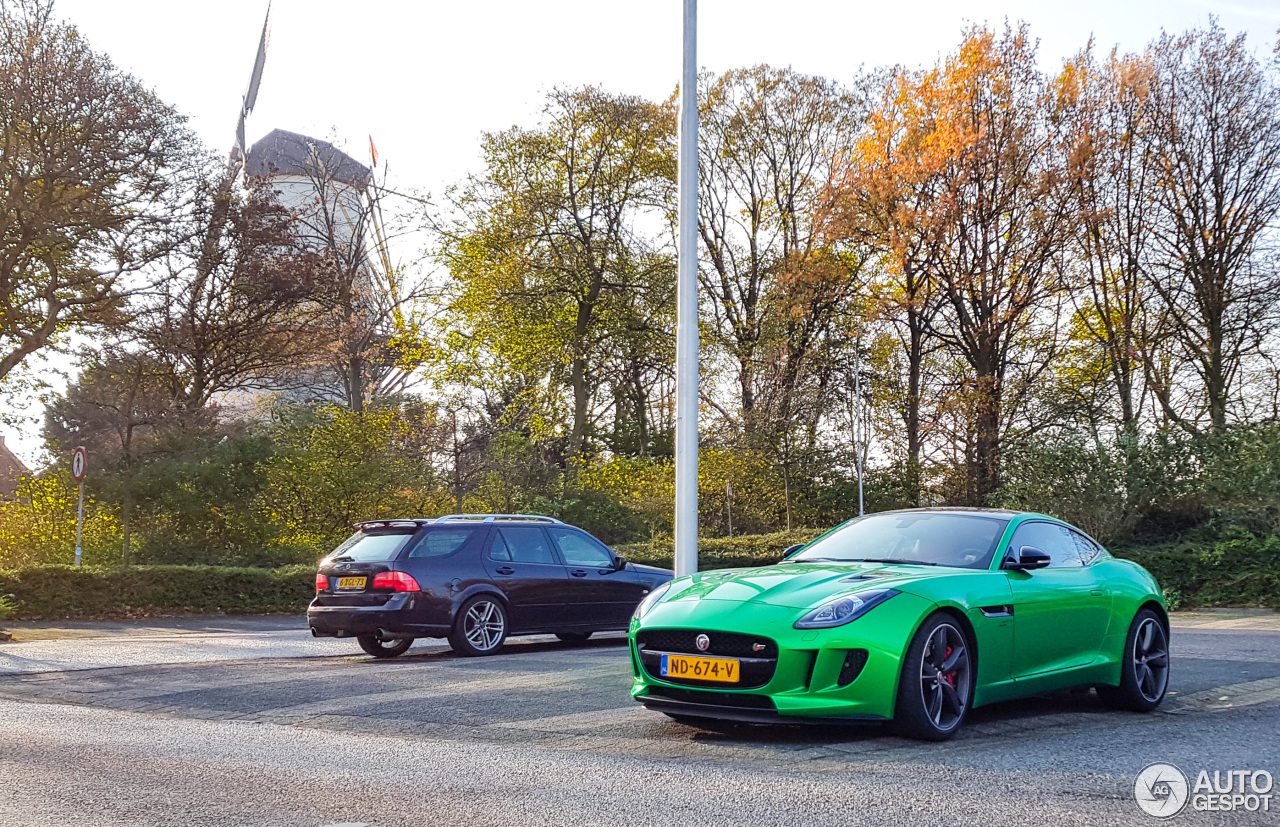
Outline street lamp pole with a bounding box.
[674,0,699,578]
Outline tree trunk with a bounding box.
[905,309,925,506]
[569,354,589,459]
[970,374,1001,505]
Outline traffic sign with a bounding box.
[71,446,88,482]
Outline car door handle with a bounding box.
[570,569,588,577]
[495,566,515,575]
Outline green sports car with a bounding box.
[628,508,1169,740]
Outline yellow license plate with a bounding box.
[660,654,740,683]
[336,576,366,589]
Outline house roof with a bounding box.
[0,436,31,499]
[244,129,371,188]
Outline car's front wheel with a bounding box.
[448,595,509,656]
[893,612,974,741]
[1098,608,1169,711]
[356,635,414,658]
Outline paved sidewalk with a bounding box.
[1168,608,1280,631]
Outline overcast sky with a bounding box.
[6,0,1280,465]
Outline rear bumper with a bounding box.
[306,593,448,638]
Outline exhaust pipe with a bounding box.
[376,627,396,641]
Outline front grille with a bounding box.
[645,686,776,710]
[637,628,778,689]
[636,629,778,658]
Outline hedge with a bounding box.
[0,564,315,620]
[617,530,824,571]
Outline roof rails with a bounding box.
[354,519,428,531]
[433,514,565,525]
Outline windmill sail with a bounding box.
[234,4,271,156]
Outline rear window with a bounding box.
[407,527,478,558]
[327,531,416,562]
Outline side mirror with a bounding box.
[781,543,805,560]
[612,555,628,572]
[1005,545,1051,570]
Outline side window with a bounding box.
[408,528,476,558]
[497,527,555,565]
[1008,522,1082,568]
[549,528,614,567]
[1069,530,1102,565]
[489,532,512,561]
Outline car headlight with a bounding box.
[633,581,673,621]
[793,589,899,629]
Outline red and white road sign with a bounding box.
[71,446,88,482]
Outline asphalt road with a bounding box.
[0,615,1278,827]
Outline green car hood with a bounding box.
[668,561,963,609]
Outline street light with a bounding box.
[674,0,699,578]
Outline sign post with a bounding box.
[71,447,87,567]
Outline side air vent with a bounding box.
[838,649,869,687]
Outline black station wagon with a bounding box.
[308,514,672,657]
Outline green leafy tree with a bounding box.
[437,86,676,459]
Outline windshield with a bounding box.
[792,512,1009,569]
[326,530,416,562]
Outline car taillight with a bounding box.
[315,572,328,592]
[372,571,421,592]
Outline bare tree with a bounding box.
[136,182,328,413]
[282,137,438,413]
[1057,46,1163,436]
[1145,24,1280,431]
[697,66,867,524]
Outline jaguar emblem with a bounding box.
[695,634,710,652]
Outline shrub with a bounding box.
[0,475,122,568]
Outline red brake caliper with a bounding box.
[943,645,957,688]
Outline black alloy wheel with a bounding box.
[448,595,509,656]
[357,635,414,658]
[894,613,973,741]
[1099,608,1169,711]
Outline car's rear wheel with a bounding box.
[893,612,974,741]
[555,631,592,644]
[356,635,414,658]
[1098,608,1169,711]
[448,595,509,656]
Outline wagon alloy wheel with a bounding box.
[894,613,974,741]
[919,623,971,731]
[465,600,505,650]
[449,596,509,657]
[1132,617,1169,702]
